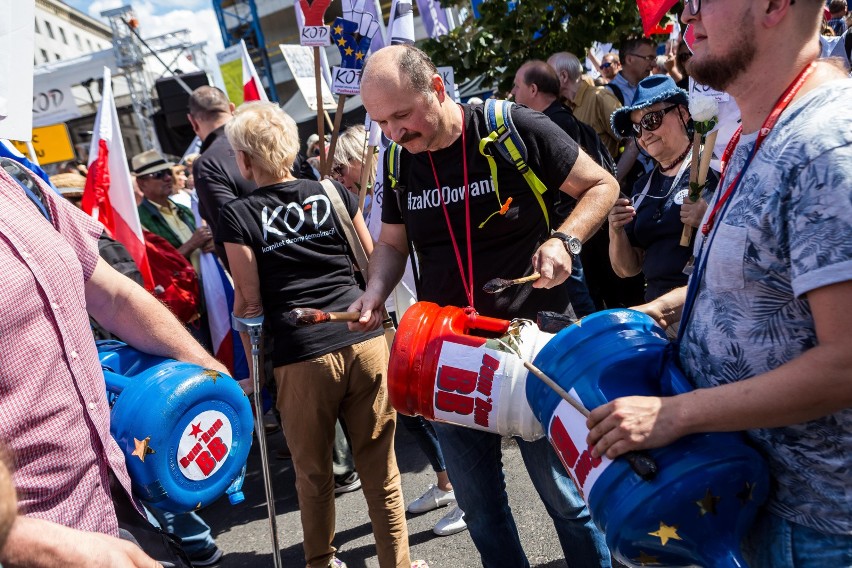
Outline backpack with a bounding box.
[606,83,625,105]
[572,117,618,177]
[387,99,553,230]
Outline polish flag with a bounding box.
[191,195,249,378]
[81,67,153,289]
[636,0,679,37]
[239,40,268,102]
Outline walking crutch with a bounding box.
[232,314,283,568]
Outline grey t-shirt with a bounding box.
[680,79,852,535]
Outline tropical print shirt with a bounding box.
[680,79,852,535]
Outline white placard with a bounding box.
[432,341,504,432]
[280,44,336,111]
[548,393,613,501]
[331,66,362,95]
[300,25,331,47]
[436,66,458,103]
[0,0,35,140]
[31,84,81,128]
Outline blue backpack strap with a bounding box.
[478,99,550,230]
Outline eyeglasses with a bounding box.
[330,163,347,179]
[600,62,613,69]
[138,170,172,180]
[683,0,700,15]
[628,52,657,63]
[632,105,679,135]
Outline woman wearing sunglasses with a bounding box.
[606,75,719,303]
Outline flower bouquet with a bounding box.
[680,93,719,247]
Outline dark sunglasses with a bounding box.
[600,62,614,69]
[138,170,172,180]
[632,105,679,135]
[628,52,657,63]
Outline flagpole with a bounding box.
[324,95,347,178]
[314,47,327,176]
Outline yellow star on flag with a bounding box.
[344,46,354,56]
[633,551,660,566]
[202,369,221,384]
[355,51,364,60]
[696,487,720,516]
[337,37,347,47]
[333,24,343,35]
[648,522,682,546]
[131,436,155,463]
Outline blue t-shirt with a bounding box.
[680,79,852,535]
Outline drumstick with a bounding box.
[284,308,361,327]
[483,272,541,294]
[523,358,659,481]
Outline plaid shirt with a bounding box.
[0,166,136,536]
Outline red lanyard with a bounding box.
[427,104,475,309]
[701,62,816,236]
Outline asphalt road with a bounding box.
[205,424,574,568]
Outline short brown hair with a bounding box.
[521,60,561,97]
[188,86,231,122]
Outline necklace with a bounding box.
[658,142,692,173]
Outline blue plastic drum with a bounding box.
[98,341,254,513]
[526,310,769,568]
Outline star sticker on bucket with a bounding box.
[696,487,720,516]
[648,521,682,546]
[202,369,221,384]
[131,436,155,463]
[633,551,661,566]
[737,481,755,505]
[189,422,203,438]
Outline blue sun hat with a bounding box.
[611,75,689,138]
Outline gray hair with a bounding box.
[548,52,583,82]
[333,125,368,167]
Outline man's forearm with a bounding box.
[365,241,408,302]
[558,180,618,242]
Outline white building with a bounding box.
[34,0,112,66]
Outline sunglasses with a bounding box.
[600,62,614,69]
[138,170,172,180]
[632,105,679,135]
[628,52,657,63]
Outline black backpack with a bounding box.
[572,118,618,177]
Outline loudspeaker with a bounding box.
[155,72,210,129]
[153,110,196,157]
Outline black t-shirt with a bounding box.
[626,166,719,301]
[217,179,380,366]
[382,103,580,320]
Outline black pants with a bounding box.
[111,473,192,568]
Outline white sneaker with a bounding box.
[432,505,467,536]
[407,484,455,514]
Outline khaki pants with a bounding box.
[274,336,409,568]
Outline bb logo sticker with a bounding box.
[177,410,233,481]
[674,189,689,205]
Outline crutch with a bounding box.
[232,314,283,568]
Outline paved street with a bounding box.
[206,424,571,568]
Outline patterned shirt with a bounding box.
[680,80,852,535]
[0,166,136,536]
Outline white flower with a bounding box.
[689,94,719,123]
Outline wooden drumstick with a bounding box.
[483,272,541,294]
[284,308,361,327]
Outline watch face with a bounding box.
[568,237,582,255]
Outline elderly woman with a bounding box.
[217,102,411,568]
[607,75,719,302]
[331,125,375,222]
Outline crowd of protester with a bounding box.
[0,1,850,567]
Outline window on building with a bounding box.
[34,19,40,34]
[75,33,81,49]
[40,49,48,63]
[55,53,61,61]
[44,21,54,39]
[59,27,67,44]
[87,38,93,50]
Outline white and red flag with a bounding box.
[637,0,679,37]
[239,40,268,102]
[81,67,153,289]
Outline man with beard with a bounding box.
[587,1,852,565]
[350,44,617,568]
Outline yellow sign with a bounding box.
[11,123,76,165]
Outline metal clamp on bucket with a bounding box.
[231,314,283,568]
[98,341,254,514]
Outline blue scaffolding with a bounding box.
[212,0,279,102]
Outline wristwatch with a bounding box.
[549,231,582,256]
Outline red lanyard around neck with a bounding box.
[427,104,475,309]
[702,62,816,237]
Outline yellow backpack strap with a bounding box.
[479,99,550,231]
[386,141,402,189]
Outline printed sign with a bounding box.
[436,66,457,102]
[177,410,233,481]
[331,66,362,96]
[548,393,613,500]
[31,84,81,128]
[11,123,75,165]
[432,341,503,432]
[301,25,331,46]
[280,44,336,111]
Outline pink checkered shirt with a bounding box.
[0,166,136,536]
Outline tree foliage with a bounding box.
[421,0,647,94]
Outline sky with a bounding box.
[61,0,226,73]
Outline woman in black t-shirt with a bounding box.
[218,102,410,568]
[607,76,719,302]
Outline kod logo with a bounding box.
[177,410,233,481]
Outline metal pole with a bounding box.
[232,315,283,568]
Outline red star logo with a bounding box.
[189,422,203,438]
